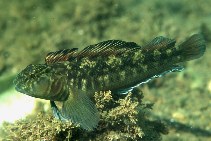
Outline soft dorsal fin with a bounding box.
[45,48,78,64]
[77,40,141,58]
[143,36,176,51]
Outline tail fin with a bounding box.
[178,34,206,61]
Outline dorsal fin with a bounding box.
[143,36,176,51]
[77,40,141,58]
[45,48,78,64]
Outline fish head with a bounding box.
[14,63,69,101]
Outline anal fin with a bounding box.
[114,87,134,95]
[50,101,66,121]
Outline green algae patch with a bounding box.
[0,90,167,140]
[0,114,75,141]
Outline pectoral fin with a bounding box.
[54,89,99,130]
[50,101,67,121]
[50,90,99,130]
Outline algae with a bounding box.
[0,90,167,140]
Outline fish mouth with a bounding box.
[13,76,18,86]
[14,85,22,93]
[13,74,21,88]
[13,76,26,94]
[14,81,24,93]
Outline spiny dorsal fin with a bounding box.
[143,36,176,51]
[45,48,78,64]
[77,40,141,58]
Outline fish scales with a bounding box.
[68,48,178,92]
[14,34,206,130]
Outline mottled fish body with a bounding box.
[14,34,206,130]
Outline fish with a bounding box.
[13,34,206,130]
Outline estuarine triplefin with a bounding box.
[14,34,206,130]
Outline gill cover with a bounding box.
[14,64,69,101]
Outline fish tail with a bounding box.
[178,34,206,62]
